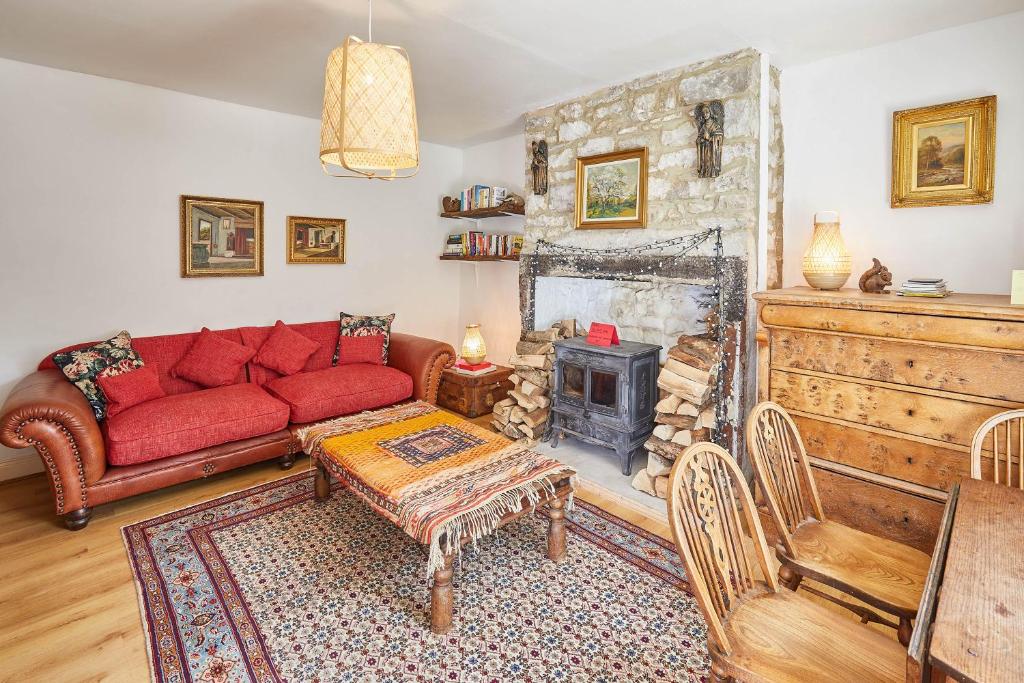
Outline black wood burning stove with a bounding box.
[546,338,661,475]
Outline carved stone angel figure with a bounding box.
[531,139,548,195]
[696,100,725,178]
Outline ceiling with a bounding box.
[1,0,1021,147]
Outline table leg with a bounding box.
[547,496,567,563]
[430,553,454,635]
[314,461,331,500]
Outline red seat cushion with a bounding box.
[264,364,413,423]
[97,365,166,418]
[253,320,322,376]
[104,384,289,466]
[171,327,255,388]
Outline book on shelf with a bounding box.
[453,360,495,376]
[443,232,523,258]
[455,184,510,211]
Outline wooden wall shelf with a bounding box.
[440,207,525,220]
[439,254,520,262]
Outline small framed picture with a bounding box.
[574,147,648,229]
[287,216,346,264]
[180,196,264,277]
[891,96,996,208]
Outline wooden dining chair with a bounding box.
[970,409,1024,489]
[666,441,905,682]
[745,401,930,646]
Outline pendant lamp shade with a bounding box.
[320,36,419,179]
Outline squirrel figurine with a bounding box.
[859,258,893,294]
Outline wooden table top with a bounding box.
[930,478,1024,682]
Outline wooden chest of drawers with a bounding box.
[754,287,1024,552]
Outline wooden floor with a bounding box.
[0,426,895,681]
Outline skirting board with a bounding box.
[0,450,43,482]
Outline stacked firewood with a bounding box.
[491,320,583,441]
[632,335,722,498]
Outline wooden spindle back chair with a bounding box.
[745,401,824,558]
[971,409,1024,489]
[666,441,776,655]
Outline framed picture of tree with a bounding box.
[574,147,648,229]
[891,96,996,208]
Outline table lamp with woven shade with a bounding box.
[802,210,852,290]
[461,324,487,365]
[319,3,419,180]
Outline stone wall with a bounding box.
[766,65,785,289]
[521,48,763,259]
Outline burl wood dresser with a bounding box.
[753,287,1024,552]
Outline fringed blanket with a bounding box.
[298,402,576,575]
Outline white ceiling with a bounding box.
[1,0,1021,147]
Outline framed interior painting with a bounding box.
[891,96,995,208]
[574,147,648,229]
[180,195,264,277]
[287,216,346,264]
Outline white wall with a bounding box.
[456,134,526,365]
[781,11,1024,294]
[0,58,464,479]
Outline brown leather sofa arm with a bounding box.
[0,369,107,522]
[387,333,455,404]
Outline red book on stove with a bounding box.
[454,360,495,376]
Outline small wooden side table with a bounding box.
[437,365,514,418]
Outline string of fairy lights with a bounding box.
[529,226,729,444]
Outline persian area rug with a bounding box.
[123,472,710,683]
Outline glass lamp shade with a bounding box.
[461,324,487,365]
[802,211,851,290]
[319,36,419,180]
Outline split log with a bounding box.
[656,413,697,429]
[631,470,657,496]
[555,319,577,338]
[509,406,527,423]
[519,423,538,440]
[510,391,538,411]
[495,397,516,408]
[647,451,674,477]
[532,394,551,409]
[674,401,700,417]
[491,420,504,432]
[671,428,710,447]
[515,368,549,388]
[520,380,544,396]
[522,407,549,429]
[525,328,560,342]
[493,403,513,420]
[509,354,552,370]
[668,346,718,372]
[508,374,521,386]
[645,436,685,461]
[652,424,678,441]
[502,423,524,440]
[696,407,717,430]
[654,476,669,499]
[516,340,554,355]
[657,368,711,404]
[673,336,721,368]
[655,394,682,414]
[664,358,712,386]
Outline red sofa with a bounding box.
[0,320,455,530]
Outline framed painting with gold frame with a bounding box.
[891,96,995,208]
[180,195,264,277]
[574,147,648,229]
[286,216,346,264]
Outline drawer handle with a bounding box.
[906,359,914,368]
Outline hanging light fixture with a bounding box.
[319,0,419,179]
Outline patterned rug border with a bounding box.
[122,469,690,683]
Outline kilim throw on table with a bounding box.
[298,401,576,575]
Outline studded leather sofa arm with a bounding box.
[0,369,106,527]
[386,333,456,404]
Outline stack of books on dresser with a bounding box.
[898,278,949,298]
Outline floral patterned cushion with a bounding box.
[51,330,145,421]
[333,312,395,366]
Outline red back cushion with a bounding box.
[42,328,250,396]
[240,321,339,385]
[97,364,166,417]
[171,328,255,388]
[253,320,321,376]
[336,334,385,365]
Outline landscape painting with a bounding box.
[891,96,995,208]
[287,216,346,264]
[180,196,264,277]
[575,147,648,229]
[914,119,968,188]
